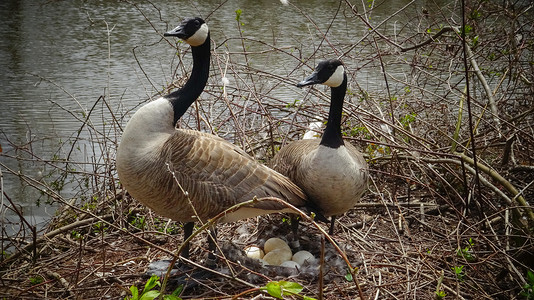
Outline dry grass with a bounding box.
[1,1,534,299]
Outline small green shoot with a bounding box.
[92,221,108,235]
[285,99,300,108]
[29,276,44,286]
[261,281,316,300]
[456,238,475,262]
[345,270,353,281]
[435,290,446,299]
[462,25,473,35]
[130,215,146,231]
[71,230,83,240]
[235,9,244,26]
[125,275,182,300]
[521,270,534,299]
[400,112,417,129]
[452,265,465,282]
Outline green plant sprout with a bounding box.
[70,230,83,240]
[125,275,182,300]
[285,99,300,108]
[92,221,108,234]
[400,112,417,129]
[345,270,353,281]
[452,265,465,282]
[457,238,475,262]
[235,9,244,26]
[435,290,446,299]
[129,215,146,230]
[521,270,534,299]
[261,281,316,300]
[29,276,44,286]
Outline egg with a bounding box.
[244,246,264,259]
[262,248,292,266]
[292,250,315,266]
[280,260,300,269]
[264,237,290,253]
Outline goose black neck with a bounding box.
[320,74,347,148]
[166,32,211,125]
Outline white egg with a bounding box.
[263,248,292,266]
[280,260,300,269]
[244,246,264,259]
[292,250,315,266]
[264,237,290,253]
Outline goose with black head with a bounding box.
[271,59,369,235]
[116,17,309,259]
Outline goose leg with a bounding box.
[207,226,218,265]
[328,216,336,235]
[147,221,194,277]
[182,222,194,259]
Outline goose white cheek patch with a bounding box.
[185,23,209,46]
[323,65,344,87]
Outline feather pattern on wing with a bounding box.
[120,128,307,223]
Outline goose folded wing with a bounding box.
[163,130,308,217]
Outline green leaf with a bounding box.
[171,285,184,296]
[345,271,353,281]
[264,281,283,299]
[139,290,160,300]
[527,270,534,283]
[435,290,446,299]
[142,275,160,295]
[235,9,242,21]
[129,286,139,300]
[279,281,303,294]
[163,296,182,300]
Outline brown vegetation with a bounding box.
[1,0,533,299]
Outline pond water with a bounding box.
[0,0,429,231]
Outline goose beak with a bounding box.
[296,71,321,88]
[164,24,187,39]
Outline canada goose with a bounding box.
[271,59,368,234]
[116,17,308,258]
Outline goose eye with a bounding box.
[194,20,200,27]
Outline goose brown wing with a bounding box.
[162,130,307,219]
[270,139,320,182]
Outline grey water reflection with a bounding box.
[0,0,428,229]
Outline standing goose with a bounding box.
[271,59,368,234]
[116,17,308,258]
